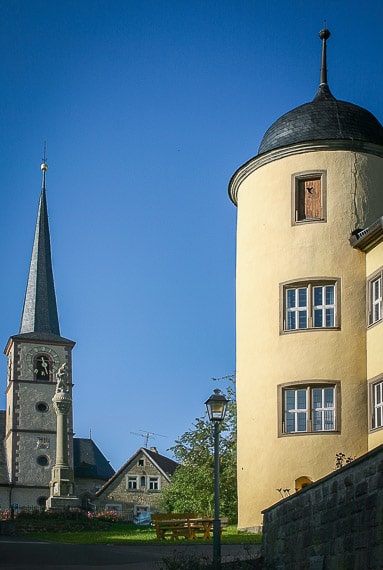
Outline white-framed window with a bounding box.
[284,388,307,432]
[292,171,327,225]
[282,279,339,332]
[280,383,338,435]
[368,271,383,326]
[372,380,383,429]
[312,387,336,431]
[148,477,160,491]
[127,476,138,490]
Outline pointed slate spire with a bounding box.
[19,159,60,335]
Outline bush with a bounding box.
[12,509,125,534]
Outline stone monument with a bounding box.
[46,363,80,510]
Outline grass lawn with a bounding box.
[26,523,262,545]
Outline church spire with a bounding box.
[19,157,60,335]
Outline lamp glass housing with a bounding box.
[205,389,228,422]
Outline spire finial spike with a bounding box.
[319,25,331,86]
[40,142,48,190]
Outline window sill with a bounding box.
[281,327,340,335]
[367,319,383,330]
[292,218,326,226]
[279,430,339,437]
[369,425,383,432]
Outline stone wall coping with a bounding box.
[262,443,383,515]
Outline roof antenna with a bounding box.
[131,430,167,448]
[40,142,48,189]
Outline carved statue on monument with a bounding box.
[55,363,69,393]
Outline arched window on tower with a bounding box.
[33,354,52,381]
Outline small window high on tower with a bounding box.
[293,171,326,224]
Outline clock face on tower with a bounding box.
[26,346,61,380]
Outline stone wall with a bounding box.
[262,444,383,569]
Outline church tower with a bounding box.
[4,159,75,508]
[229,30,383,530]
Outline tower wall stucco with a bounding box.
[234,149,383,529]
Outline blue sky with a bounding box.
[1,0,383,469]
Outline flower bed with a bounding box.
[0,509,123,534]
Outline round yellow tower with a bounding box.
[229,29,383,531]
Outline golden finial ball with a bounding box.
[40,163,48,171]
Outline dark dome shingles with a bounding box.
[259,94,383,155]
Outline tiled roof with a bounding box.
[73,438,115,480]
[145,447,178,476]
[259,85,383,155]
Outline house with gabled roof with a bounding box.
[94,447,178,518]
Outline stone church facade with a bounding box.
[0,160,175,513]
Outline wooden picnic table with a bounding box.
[189,518,214,540]
[151,513,228,541]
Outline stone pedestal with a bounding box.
[46,496,80,510]
[47,366,80,510]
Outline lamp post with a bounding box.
[205,389,229,570]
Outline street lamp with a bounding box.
[205,389,229,570]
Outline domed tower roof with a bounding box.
[258,29,383,155]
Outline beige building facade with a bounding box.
[229,30,383,530]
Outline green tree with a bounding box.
[160,381,237,522]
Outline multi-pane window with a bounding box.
[149,477,160,491]
[286,288,308,329]
[372,380,383,429]
[312,387,336,431]
[368,272,383,326]
[284,280,338,331]
[127,476,138,490]
[293,172,326,224]
[282,384,337,434]
[285,388,307,432]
